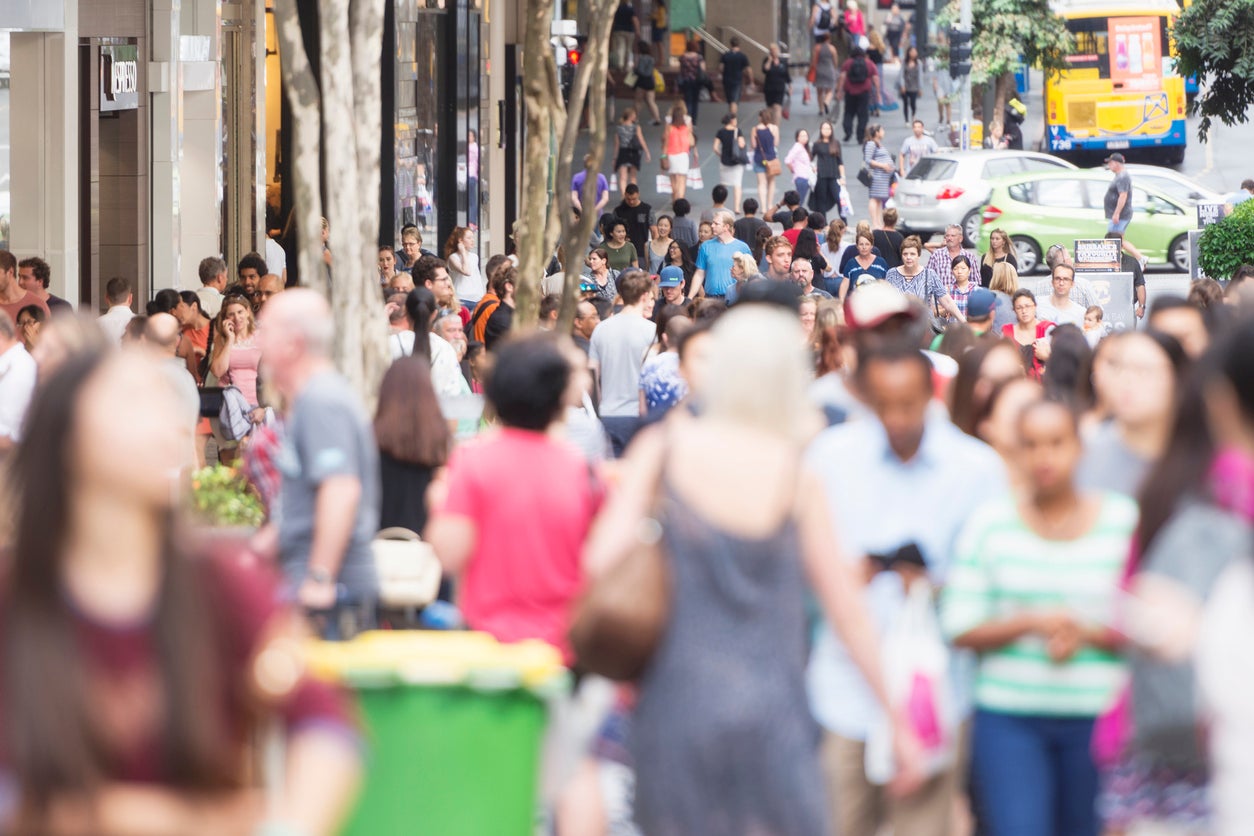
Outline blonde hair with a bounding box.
[702,306,819,444]
[990,262,1020,295]
[731,251,760,279]
[855,220,872,240]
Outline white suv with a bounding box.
[896,149,1076,245]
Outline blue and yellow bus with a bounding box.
[1046,0,1188,164]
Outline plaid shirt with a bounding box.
[925,246,980,293]
[948,282,975,319]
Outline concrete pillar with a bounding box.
[177,0,223,286]
[151,0,184,290]
[9,21,81,307]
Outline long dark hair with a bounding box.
[4,353,234,819]
[950,338,1026,437]
[795,228,822,262]
[1040,324,1093,411]
[375,356,452,468]
[1135,323,1253,557]
[405,286,438,360]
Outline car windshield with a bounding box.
[906,158,958,181]
[1138,176,1202,205]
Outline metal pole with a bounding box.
[958,0,972,149]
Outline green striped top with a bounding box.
[940,494,1136,717]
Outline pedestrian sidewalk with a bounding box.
[574,64,1046,236]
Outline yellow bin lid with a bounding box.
[305,631,569,695]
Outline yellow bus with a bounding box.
[1045,0,1187,164]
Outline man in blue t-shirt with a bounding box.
[692,210,753,298]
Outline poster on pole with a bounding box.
[1197,203,1227,228]
[1188,229,1206,280]
[1084,272,1135,333]
[1074,239,1121,272]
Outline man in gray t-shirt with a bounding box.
[589,269,657,456]
[258,290,380,614]
[1103,152,1147,266]
[899,121,939,175]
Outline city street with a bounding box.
[582,65,1254,308]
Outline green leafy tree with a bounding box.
[1199,200,1254,279]
[938,0,1073,123]
[1175,0,1254,140]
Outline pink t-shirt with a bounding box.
[441,428,603,661]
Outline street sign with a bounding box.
[1197,202,1227,228]
[1074,238,1121,272]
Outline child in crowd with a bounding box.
[1083,304,1106,347]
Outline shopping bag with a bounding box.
[610,174,619,194]
[838,188,853,219]
[656,173,672,194]
[686,167,704,190]
[864,579,957,785]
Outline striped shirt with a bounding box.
[940,494,1136,717]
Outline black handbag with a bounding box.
[199,386,225,419]
[197,323,221,418]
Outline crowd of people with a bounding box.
[2,8,1254,827]
[0,169,1252,831]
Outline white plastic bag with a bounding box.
[656,173,673,195]
[865,579,957,785]
[686,167,705,191]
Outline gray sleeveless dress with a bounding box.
[630,478,829,836]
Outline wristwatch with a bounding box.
[308,567,332,584]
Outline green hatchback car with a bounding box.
[977,170,1193,274]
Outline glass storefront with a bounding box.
[392,0,483,253]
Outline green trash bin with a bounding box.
[307,631,570,835]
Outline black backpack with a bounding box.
[848,55,869,84]
[817,6,832,30]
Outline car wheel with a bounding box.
[1012,236,1042,274]
[1170,234,1190,273]
[961,210,982,247]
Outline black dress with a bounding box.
[808,141,844,215]
[378,450,436,535]
[979,252,1018,287]
[762,58,791,108]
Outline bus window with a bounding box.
[1065,16,1170,81]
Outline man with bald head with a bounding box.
[143,312,200,463]
[257,273,285,309]
[257,289,379,626]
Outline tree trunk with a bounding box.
[992,70,1015,130]
[514,0,561,332]
[347,0,389,410]
[554,0,618,332]
[273,0,326,297]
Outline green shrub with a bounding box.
[1199,199,1254,280]
[189,465,266,528]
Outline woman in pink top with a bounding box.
[209,295,265,418]
[664,102,695,202]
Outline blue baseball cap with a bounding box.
[966,288,997,320]
[658,266,685,288]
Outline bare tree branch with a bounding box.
[514,0,562,331]
[273,0,326,296]
[555,0,617,331]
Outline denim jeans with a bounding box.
[600,415,642,458]
[971,709,1099,836]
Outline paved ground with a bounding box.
[575,62,1254,309]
